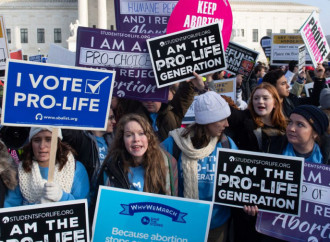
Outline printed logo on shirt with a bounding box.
[198,156,216,182]
[132,182,142,190]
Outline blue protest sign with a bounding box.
[2,60,115,130]
[92,186,212,242]
[29,54,42,62]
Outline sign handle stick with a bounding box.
[48,127,58,182]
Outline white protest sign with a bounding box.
[47,43,76,66]
[300,11,330,68]
[298,45,306,74]
[271,34,312,66]
[0,16,9,71]
[213,78,236,101]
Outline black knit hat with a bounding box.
[291,105,329,136]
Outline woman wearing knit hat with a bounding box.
[269,105,329,164]
[4,127,90,207]
[162,91,238,242]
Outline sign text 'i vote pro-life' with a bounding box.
[2,60,115,129]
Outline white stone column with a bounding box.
[78,0,88,27]
[14,26,21,50]
[98,0,107,29]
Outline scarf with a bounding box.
[169,127,218,199]
[160,150,171,196]
[18,153,75,204]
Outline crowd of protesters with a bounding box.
[0,59,329,242]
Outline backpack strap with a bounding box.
[220,134,231,149]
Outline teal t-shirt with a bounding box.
[95,136,108,165]
[128,166,145,191]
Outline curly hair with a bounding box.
[21,138,76,173]
[107,114,167,194]
[248,82,287,131]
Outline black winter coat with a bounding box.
[62,130,114,181]
[227,108,285,153]
[282,77,325,117]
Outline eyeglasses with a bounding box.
[109,115,116,120]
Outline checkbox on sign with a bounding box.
[85,76,109,94]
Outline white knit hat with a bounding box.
[194,91,231,124]
[29,127,63,141]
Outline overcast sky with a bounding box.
[291,0,330,35]
[265,0,330,35]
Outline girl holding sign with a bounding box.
[162,91,238,242]
[95,113,177,195]
[4,127,90,207]
[226,83,287,242]
[246,106,329,242]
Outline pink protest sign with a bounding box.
[166,0,232,49]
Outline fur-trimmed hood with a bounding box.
[0,141,18,190]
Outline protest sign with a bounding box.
[304,82,314,97]
[9,49,23,60]
[0,200,89,241]
[284,70,295,84]
[213,148,304,215]
[182,95,197,124]
[147,22,226,88]
[260,36,271,62]
[271,34,312,66]
[304,82,329,97]
[0,16,9,71]
[300,11,330,68]
[29,55,43,62]
[225,42,259,82]
[92,186,212,242]
[213,77,236,100]
[256,163,330,242]
[2,60,115,130]
[182,80,235,124]
[166,0,232,50]
[47,43,76,66]
[115,0,178,34]
[298,45,305,74]
[76,26,169,102]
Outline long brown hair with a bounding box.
[182,123,211,149]
[248,82,287,130]
[107,113,167,194]
[21,138,76,172]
